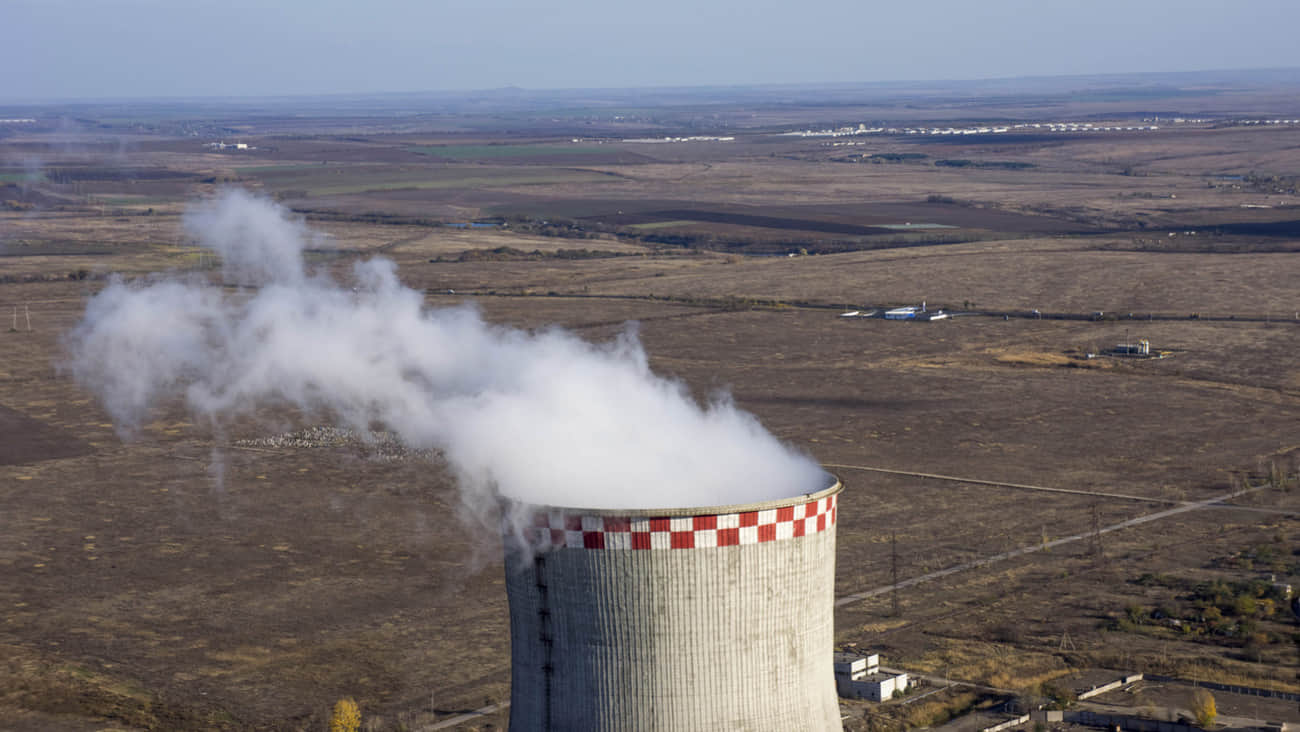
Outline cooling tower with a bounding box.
[502,476,843,731]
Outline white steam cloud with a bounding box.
[66,189,828,510]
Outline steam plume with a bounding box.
[66,190,826,510]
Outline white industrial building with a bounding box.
[884,302,946,321]
[834,652,912,701]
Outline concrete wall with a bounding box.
[983,713,1030,732]
[505,485,843,731]
[1078,674,1144,700]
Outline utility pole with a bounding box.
[1089,501,1103,559]
[891,531,900,618]
[24,304,31,331]
[1059,629,1075,651]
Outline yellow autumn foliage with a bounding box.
[1191,688,1216,729]
[329,697,361,732]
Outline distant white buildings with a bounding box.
[621,136,735,143]
[783,119,1161,138]
[205,142,251,150]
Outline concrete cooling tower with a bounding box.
[502,476,844,731]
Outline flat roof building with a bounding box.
[834,652,910,701]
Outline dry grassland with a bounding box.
[1,96,1298,729]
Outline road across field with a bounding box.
[427,702,510,730]
[834,481,1269,608]
[823,463,1177,504]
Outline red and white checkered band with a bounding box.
[524,494,836,550]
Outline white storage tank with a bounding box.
[502,475,843,731]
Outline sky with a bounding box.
[3,0,1299,100]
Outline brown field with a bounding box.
[1,77,1299,730]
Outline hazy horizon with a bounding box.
[5,0,1298,102]
[5,66,1300,106]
